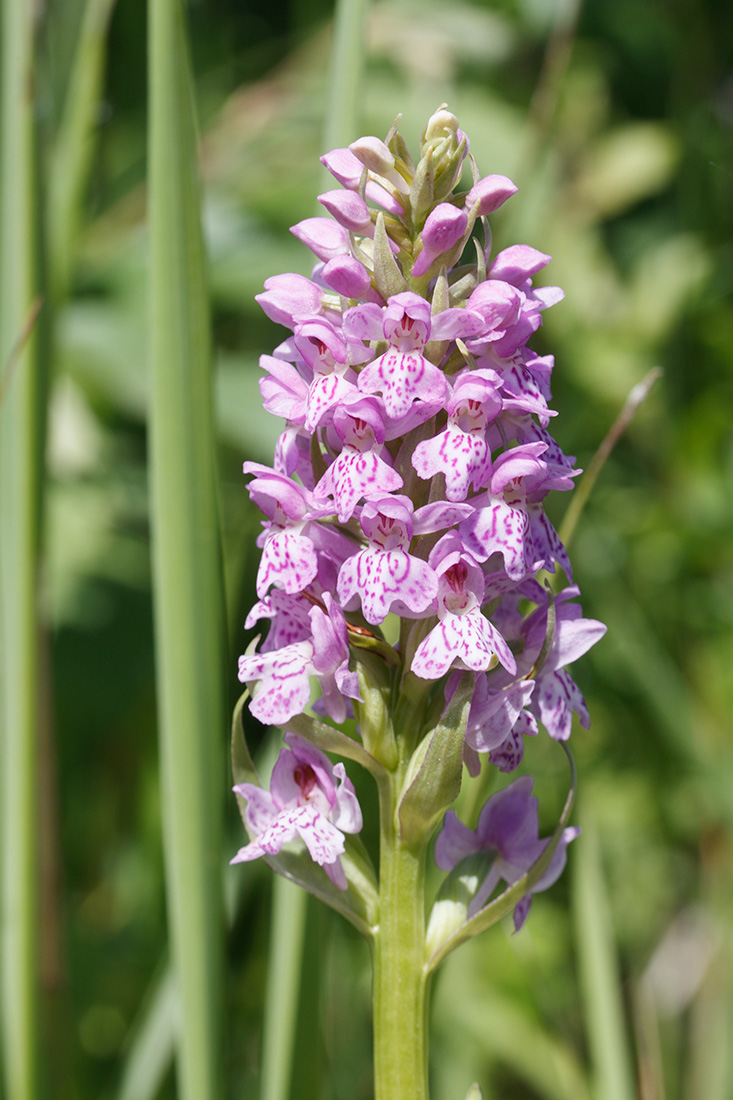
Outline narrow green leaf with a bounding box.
[322,0,370,153]
[117,966,178,1100]
[147,0,226,1096]
[260,877,309,1100]
[559,368,662,551]
[0,0,44,1091]
[48,0,117,301]
[410,146,435,228]
[397,674,473,848]
[373,212,409,300]
[572,805,636,1100]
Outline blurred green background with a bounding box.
[30,0,733,1096]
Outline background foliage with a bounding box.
[18,0,733,1096]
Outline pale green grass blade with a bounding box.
[559,369,662,552]
[116,857,264,1100]
[0,0,43,1092]
[260,878,309,1100]
[48,0,117,301]
[323,0,369,153]
[148,0,227,1096]
[572,807,636,1100]
[118,965,178,1100]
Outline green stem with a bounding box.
[372,776,430,1100]
[0,0,43,1093]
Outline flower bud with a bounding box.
[412,202,468,277]
[290,217,349,261]
[423,107,460,147]
[465,174,518,217]
[318,189,373,234]
[349,136,410,194]
[322,255,373,299]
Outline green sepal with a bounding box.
[431,268,450,316]
[354,651,398,769]
[410,146,435,229]
[373,212,409,300]
[386,120,415,173]
[424,744,577,973]
[433,134,468,203]
[473,232,487,285]
[424,851,495,957]
[423,269,451,363]
[230,693,379,938]
[447,267,478,304]
[396,673,474,849]
[348,625,401,668]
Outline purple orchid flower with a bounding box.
[459,442,572,580]
[345,293,484,422]
[434,775,579,930]
[231,731,363,889]
[313,396,403,521]
[244,465,351,599]
[521,587,607,741]
[238,595,360,726]
[237,112,607,955]
[337,495,472,625]
[411,534,516,680]
[411,371,502,501]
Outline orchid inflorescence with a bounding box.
[231,106,605,955]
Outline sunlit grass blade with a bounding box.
[0,0,45,1092]
[118,964,178,1100]
[260,878,309,1100]
[322,0,369,153]
[48,0,117,301]
[572,806,636,1100]
[148,0,227,1096]
[559,368,662,551]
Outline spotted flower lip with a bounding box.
[231,731,363,890]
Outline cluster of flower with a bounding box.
[232,109,605,922]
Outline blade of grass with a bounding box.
[559,368,662,551]
[322,0,369,154]
[572,806,636,1100]
[118,964,178,1100]
[260,878,309,1100]
[0,0,44,1093]
[148,0,227,1097]
[48,0,117,301]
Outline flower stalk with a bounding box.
[373,775,429,1100]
